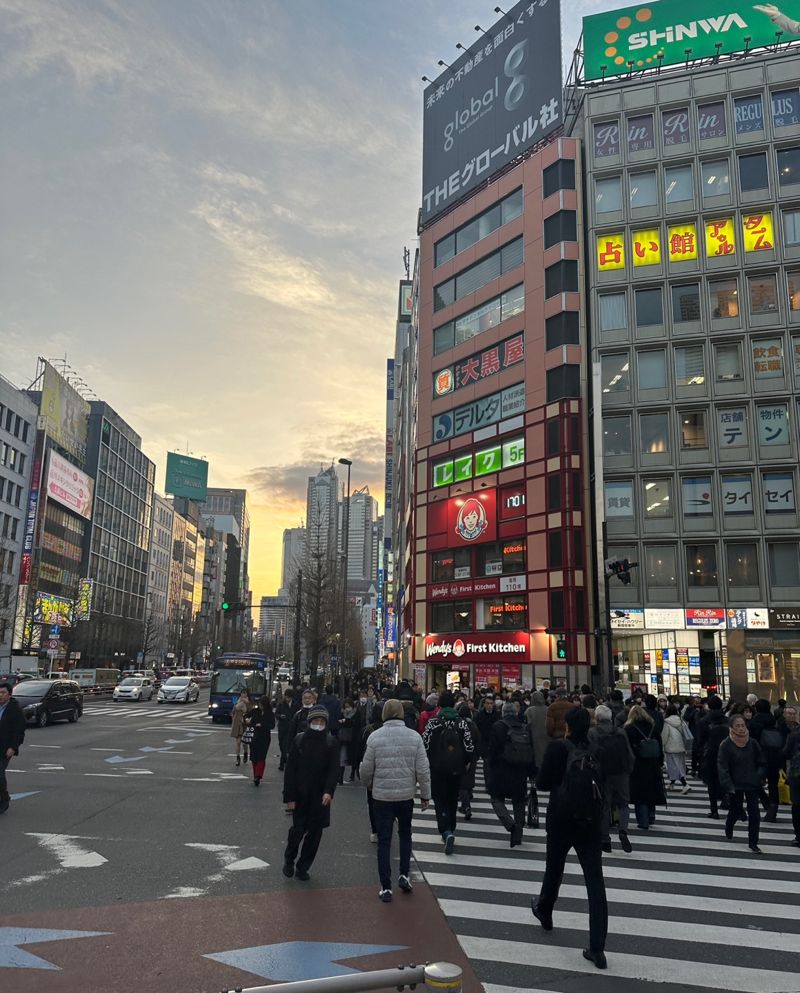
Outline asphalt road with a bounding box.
[1,694,479,993]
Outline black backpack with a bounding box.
[636,725,661,759]
[502,721,534,768]
[591,729,631,776]
[557,742,603,822]
[430,719,465,775]
[760,727,784,753]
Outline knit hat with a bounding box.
[426,692,439,706]
[382,699,404,721]
[502,701,517,718]
[307,705,329,724]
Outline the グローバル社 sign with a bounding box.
[424,631,530,663]
[583,0,800,81]
[422,0,562,224]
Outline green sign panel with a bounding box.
[583,1,800,80]
[165,452,209,501]
[432,437,525,488]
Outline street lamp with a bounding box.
[338,457,352,694]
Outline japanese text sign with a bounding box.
[705,218,736,258]
[667,223,698,262]
[433,333,525,398]
[742,212,774,253]
[632,228,661,266]
[597,233,625,271]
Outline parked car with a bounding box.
[112,677,154,702]
[12,679,84,727]
[157,676,199,704]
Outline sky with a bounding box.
[0,0,617,601]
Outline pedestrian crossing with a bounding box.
[83,704,210,721]
[414,772,800,993]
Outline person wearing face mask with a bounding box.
[289,689,317,738]
[282,705,339,880]
[717,714,767,853]
[337,698,361,784]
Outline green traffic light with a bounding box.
[222,601,230,611]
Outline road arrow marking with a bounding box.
[139,746,175,753]
[104,755,147,764]
[0,928,110,970]
[204,941,407,982]
[224,857,269,871]
[26,833,108,869]
[10,792,40,801]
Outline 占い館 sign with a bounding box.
[583,0,800,81]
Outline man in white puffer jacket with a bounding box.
[360,698,431,904]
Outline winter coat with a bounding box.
[661,715,688,754]
[283,729,339,828]
[487,717,534,800]
[276,700,297,750]
[0,698,26,754]
[609,700,627,728]
[289,705,312,740]
[418,705,440,736]
[588,719,634,804]
[717,738,766,795]
[230,699,250,739]
[645,705,665,735]
[749,711,785,770]
[536,737,603,840]
[247,707,275,763]
[320,693,341,727]
[545,697,574,739]
[421,707,475,776]
[625,718,667,807]
[359,719,431,803]
[524,692,550,767]
[700,712,729,791]
[474,706,499,759]
[784,728,800,780]
[338,708,362,766]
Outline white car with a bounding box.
[113,677,154,702]
[157,676,200,704]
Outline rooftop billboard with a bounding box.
[165,452,208,502]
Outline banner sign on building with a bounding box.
[33,592,74,627]
[769,608,800,629]
[398,281,413,322]
[726,607,769,629]
[165,452,209,501]
[685,608,726,629]
[422,0,563,224]
[433,436,524,489]
[46,450,94,520]
[429,574,527,601]
[447,490,497,547]
[610,608,645,630]
[19,456,42,586]
[433,333,525,398]
[385,359,394,517]
[433,383,524,442]
[423,630,530,662]
[583,0,800,81]
[77,578,94,622]
[39,360,91,462]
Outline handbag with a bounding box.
[778,770,791,806]
[680,720,694,745]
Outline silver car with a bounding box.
[112,677,154,702]
[157,676,199,704]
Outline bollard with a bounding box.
[222,960,463,993]
[424,962,463,993]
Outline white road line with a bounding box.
[28,744,62,749]
[26,833,107,869]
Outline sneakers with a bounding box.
[530,900,553,931]
[583,948,608,970]
[618,830,633,854]
[680,784,691,795]
[379,889,393,903]
[235,755,241,767]
[443,832,455,855]
[282,861,294,878]
[370,833,378,844]
[398,874,413,893]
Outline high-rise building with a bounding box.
[281,526,306,594]
[259,593,292,661]
[145,493,174,665]
[0,375,37,666]
[204,489,250,605]
[305,466,338,566]
[339,487,378,585]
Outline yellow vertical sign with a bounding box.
[667,223,698,262]
[742,212,775,253]
[705,218,736,258]
[632,229,661,267]
[596,233,625,271]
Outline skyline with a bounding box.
[1,0,610,599]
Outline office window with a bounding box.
[672,284,701,323]
[789,272,800,312]
[768,542,800,587]
[665,164,693,203]
[546,365,581,401]
[545,260,578,297]
[748,274,778,315]
[595,176,622,214]
[605,480,634,519]
[734,95,764,134]
[635,287,663,327]
[757,403,789,447]
[599,293,627,332]
[778,147,800,188]
[643,478,672,518]
[772,88,800,128]
[546,311,580,348]
[640,412,670,453]
[431,600,472,633]
[601,353,630,394]
[431,548,471,583]
[662,107,690,147]
[477,541,525,577]
[645,546,677,589]
[709,278,739,319]
[638,350,667,390]
[433,188,525,265]
[483,595,527,631]
[628,114,655,153]
[681,410,707,449]
[682,476,713,517]
[435,233,455,267]
[543,160,575,198]
[714,342,743,382]
[687,544,718,587]
[675,346,705,387]
[762,471,796,514]
[722,473,753,514]
[752,338,784,379]
[701,159,731,199]
[603,416,631,456]
[434,282,525,354]
[547,474,562,511]
[727,544,760,589]
[738,152,769,192]
[434,279,455,311]
[434,237,524,311]
[548,531,563,568]
[629,172,657,208]
[784,209,800,246]
[544,210,577,249]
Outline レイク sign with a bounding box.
[582,0,800,81]
[424,631,530,662]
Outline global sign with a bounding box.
[583,0,800,81]
[422,0,562,224]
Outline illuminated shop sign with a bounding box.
[432,436,524,488]
[433,333,525,398]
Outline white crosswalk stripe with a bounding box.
[414,773,800,993]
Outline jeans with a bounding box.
[366,789,377,833]
[600,786,629,842]
[634,803,655,828]
[490,796,525,831]
[431,772,460,838]
[726,789,760,847]
[537,831,608,953]
[373,798,413,890]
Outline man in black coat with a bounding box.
[282,704,339,880]
[487,701,535,846]
[0,682,26,814]
[698,696,730,818]
[276,688,298,771]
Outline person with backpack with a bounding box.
[531,707,608,970]
[717,713,767,853]
[783,721,800,846]
[588,704,635,853]
[749,698,784,822]
[421,690,474,854]
[487,700,536,846]
[661,704,691,794]
[624,704,666,830]
[417,693,440,735]
[457,702,480,820]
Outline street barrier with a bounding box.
[218,961,463,993]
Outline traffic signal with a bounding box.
[221,601,230,611]
[556,638,567,660]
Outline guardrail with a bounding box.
[218,961,463,993]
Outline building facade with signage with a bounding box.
[145,492,174,665]
[577,37,800,703]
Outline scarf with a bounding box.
[729,722,750,748]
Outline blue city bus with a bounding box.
[208,653,271,722]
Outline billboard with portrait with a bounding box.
[39,361,91,462]
[422,0,563,224]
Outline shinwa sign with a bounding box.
[583,1,800,80]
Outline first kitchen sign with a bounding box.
[424,631,530,662]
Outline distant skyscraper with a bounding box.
[340,487,378,584]
[305,466,338,566]
[204,488,250,603]
[281,527,306,593]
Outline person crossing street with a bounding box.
[421,690,474,854]
[0,682,26,815]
